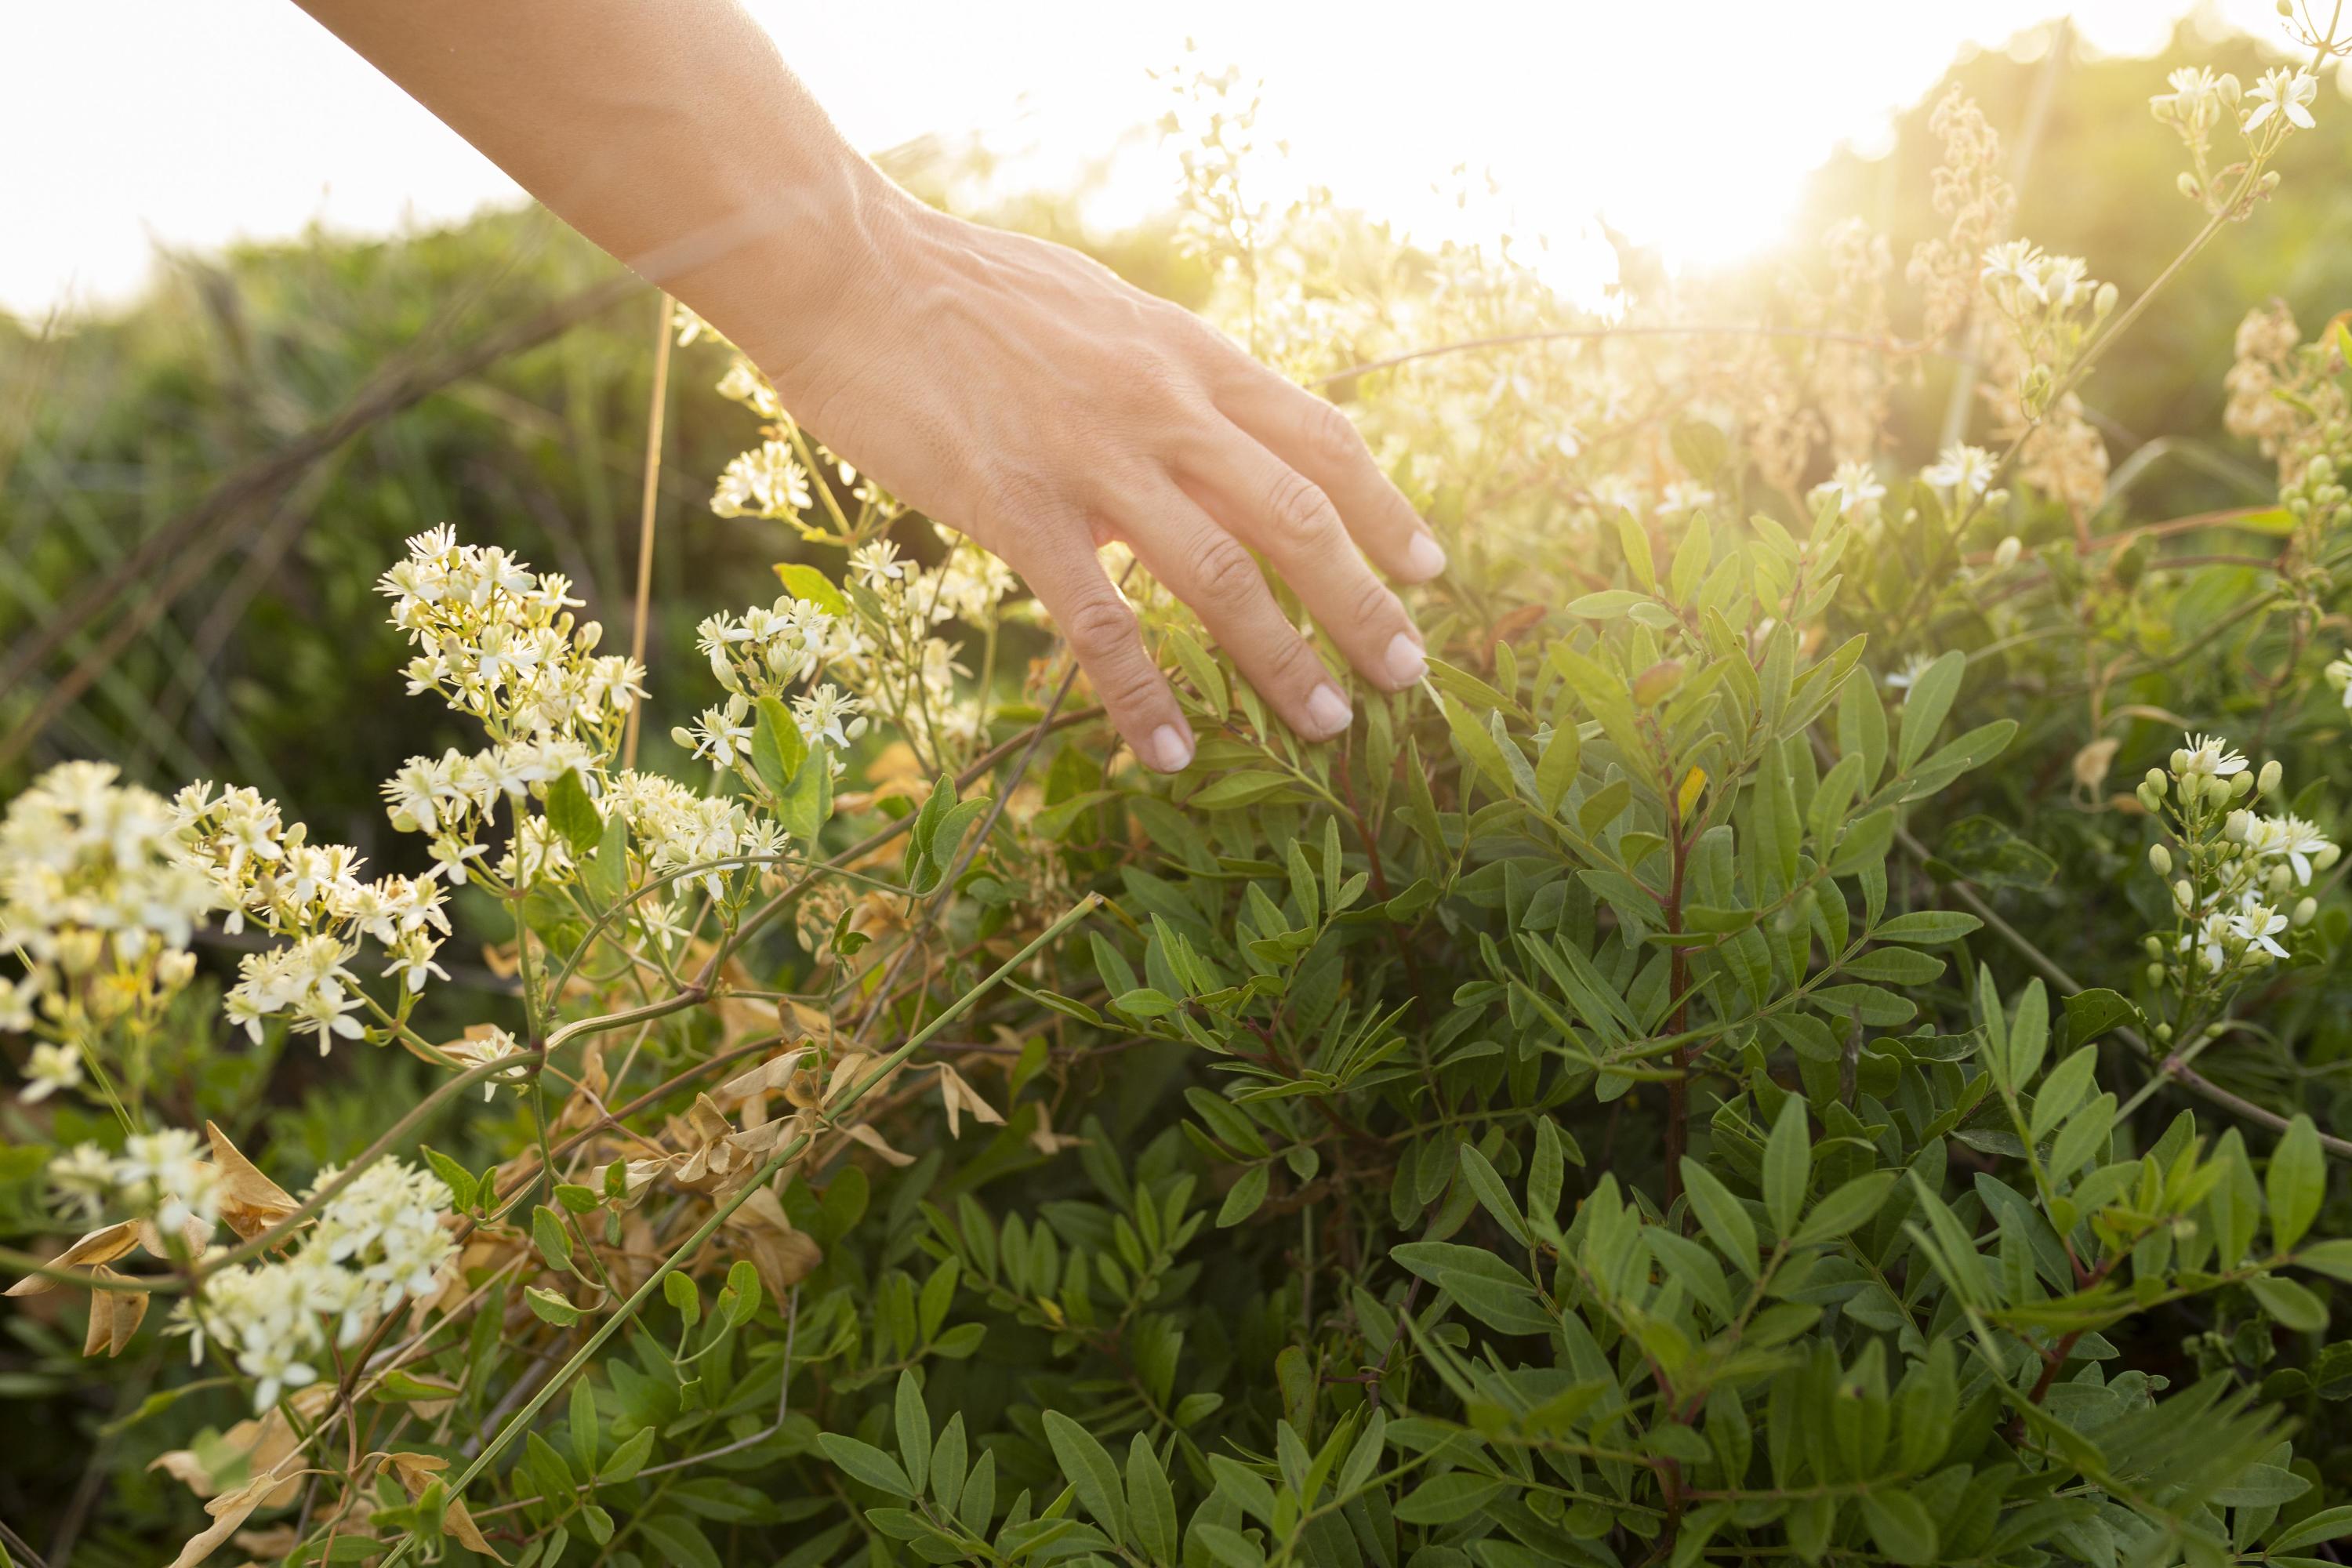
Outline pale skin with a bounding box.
[295,0,1444,773]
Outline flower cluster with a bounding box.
[2136,735,2336,994]
[176,1158,456,1410]
[2151,64,2313,217]
[378,524,646,749]
[172,782,455,1049]
[1,762,213,1038]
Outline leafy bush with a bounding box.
[9,24,2352,1568]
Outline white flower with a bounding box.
[2174,731,2249,782]
[2245,814,2336,887]
[117,1127,220,1236]
[20,1041,83,1103]
[2227,895,2291,960]
[2244,69,2318,134]
[1922,444,1998,499]
[2326,650,2352,710]
[48,1142,117,1220]
[1809,461,1886,519]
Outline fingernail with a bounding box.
[1384,631,1428,688]
[1149,723,1194,772]
[1403,532,1447,582]
[1305,684,1352,738]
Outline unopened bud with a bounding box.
[2147,963,2169,988]
[2094,281,2119,319]
[2177,171,2203,201]
[2317,844,2343,873]
[2269,864,2294,897]
[2220,73,2242,106]
[2230,769,2256,799]
[2173,879,2196,912]
[1994,535,2023,568]
[2157,1022,2175,1043]
[2293,897,2318,927]
[2144,768,2169,797]
[2149,843,2173,877]
[2225,808,2252,841]
[2171,748,2194,775]
[2143,935,2166,960]
[2258,759,2282,796]
[2259,171,2282,194]
[2137,782,2165,812]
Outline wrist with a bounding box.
[672,155,924,402]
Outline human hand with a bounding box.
[762,194,1446,772]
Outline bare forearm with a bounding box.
[292,0,899,374]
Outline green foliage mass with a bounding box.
[7,23,2352,1568]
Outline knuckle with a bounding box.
[1062,595,1139,660]
[1348,572,1403,630]
[1300,400,1365,468]
[1261,630,1327,691]
[1263,468,1339,551]
[1189,535,1265,604]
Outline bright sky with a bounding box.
[0,0,2301,321]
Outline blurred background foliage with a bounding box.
[2,13,2349,1559]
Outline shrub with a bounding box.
[8,24,2352,1568]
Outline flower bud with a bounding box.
[1994,535,2023,568]
[2293,897,2318,928]
[2148,843,2173,877]
[2144,768,2168,797]
[2259,171,2282,194]
[2170,748,2193,775]
[2225,808,2252,841]
[2269,864,2293,897]
[2316,843,2342,873]
[2257,759,2282,796]
[2143,935,2166,960]
[2177,171,2203,201]
[2094,281,2119,319]
[2173,879,2196,912]
[2220,73,2242,107]
[2137,782,2165,813]
[2147,963,2169,988]
[2156,1022,2175,1043]
[2230,769,2256,799]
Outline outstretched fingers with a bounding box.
[1002,518,1196,774]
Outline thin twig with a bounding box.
[622,294,675,770]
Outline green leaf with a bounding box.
[637,1515,721,1568]
[2060,987,2136,1047]
[2249,1272,2328,1333]
[774,561,849,615]
[599,1427,655,1484]
[1859,1488,1938,1566]
[895,1371,933,1494]
[722,1258,762,1327]
[1896,651,1965,773]
[2272,1505,2352,1553]
[1217,1163,1269,1228]
[544,768,604,857]
[1458,1144,1526,1242]
[1126,1435,1178,1564]
[664,1269,701,1327]
[532,1205,575,1275]
[1163,626,1228,715]
[568,1379,599,1477]
[1394,1472,1508,1525]
[1791,1171,1896,1247]
[817,1432,916,1498]
[2270,1115,2324,1255]
[1042,1410,1127,1542]
[776,740,831,841]
[751,695,808,801]
[1391,1241,1555,1334]
[1762,1096,1809,1237]
[1681,1160,1759,1279]
[524,1285,582,1327]
[418,1145,477,1213]
[1871,910,1981,945]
